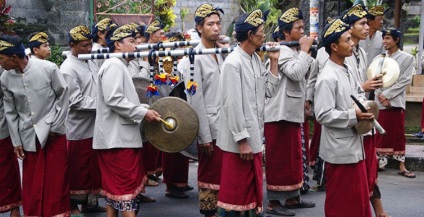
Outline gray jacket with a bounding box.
[1,58,69,151]
[216,46,279,154]
[93,57,147,149]
[0,69,9,140]
[314,60,366,164]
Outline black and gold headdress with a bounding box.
[341,4,368,25]
[194,4,224,24]
[278,8,303,29]
[322,19,351,47]
[235,9,269,32]
[69,25,92,42]
[145,20,165,34]
[110,24,137,41]
[368,5,384,17]
[28,32,49,49]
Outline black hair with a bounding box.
[235,27,259,43]
[278,22,294,40]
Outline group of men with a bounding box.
[0,2,416,217]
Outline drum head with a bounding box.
[367,56,400,88]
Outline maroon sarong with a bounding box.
[217,152,263,212]
[303,120,310,163]
[22,135,70,217]
[97,148,146,201]
[421,97,424,129]
[0,137,21,212]
[198,142,223,190]
[364,135,377,196]
[309,120,322,163]
[162,152,189,187]
[264,121,303,191]
[375,108,406,155]
[143,142,162,175]
[68,138,101,195]
[325,161,371,217]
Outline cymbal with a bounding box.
[354,100,379,134]
[143,97,199,153]
[367,56,400,88]
[133,77,151,104]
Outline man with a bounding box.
[264,7,315,216]
[0,34,70,217]
[0,66,21,217]
[94,24,161,216]
[359,5,385,67]
[374,27,415,178]
[341,5,389,217]
[91,18,117,68]
[180,3,226,216]
[314,18,373,217]
[27,32,51,60]
[61,25,105,215]
[216,9,280,217]
[145,20,166,44]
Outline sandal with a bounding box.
[266,206,295,216]
[398,170,416,178]
[165,190,189,199]
[139,194,156,203]
[145,179,159,186]
[285,200,315,209]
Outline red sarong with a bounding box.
[264,121,303,191]
[325,161,371,217]
[364,135,377,196]
[375,108,406,155]
[309,120,322,163]
[421,97,424,129]
[198,142,223,190]
[97,148,146,201]
[0,137,21,212]
[217,152,263,212]
[162,152,189,187]
[22,135,70,217]
[68,138,101,195]
[303,120,310,163]
[143,142,162,175]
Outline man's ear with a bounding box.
[114,41,121,51]
[330,43,338,53]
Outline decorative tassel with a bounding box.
[146,84,159,97]
[154,73,168,85]
[168,56,179,86]
[186,80,198,95]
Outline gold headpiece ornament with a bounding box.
[245,9,264,27]
[342,4,368,20]
[279,8,301,23]
[368,5,384,16]
[69,25,91,41]
[95,18,117,31]
[29,32,49,43]
[111,24,135,41]
[146,20,163,34]
[274,26,279,33]
[167,33,185,42]
[195,4,222,18]
[0,40,15,52]
[324,19,350,38]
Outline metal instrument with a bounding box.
[367,55,400,88]
[350,96,386,135]
[132,77,153,104]
[143,97,199,153]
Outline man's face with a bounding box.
[150,29,165,43]
[369,16,383,31]
[116,37,136,53]
[34,42,51,59]
[197,14,221,42]
[287,19,305,41]
[71,40,93,55]
[334,31,354,58]
[134,33,146,45]
[0,54,17,70]
[250,24,265,48]
[383,35,397,50]
[351,17,369,40]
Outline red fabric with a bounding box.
[309,120,321,163]
[198,141,223,190]
[162,152,189,186]
[303,120,310,163]
[325,161,371,217]
[264,121,303,191]
[364,135,378,196]
[375,108,406,155]
[22,135,70,217]
[67,138,101,195]
[0,137,21,212]
[97,148,145,201]
[217,152,263,212]
[421,97,424,129]
[143,142,162,175]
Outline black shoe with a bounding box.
[165,190,189,199]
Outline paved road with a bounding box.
[2,162,423,217]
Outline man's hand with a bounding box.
[198,142,214,156]
[265,42,280,61]
[305,101,313,117]
[355,106,375,122]
[145,110,161,122]
[14,146,25,160]
[237,139,253,161]
[216,35,230,48]
[378,94,391,108]
[299,36,315,53]
[362,74,383,92]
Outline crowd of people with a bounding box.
[0,2,416,217]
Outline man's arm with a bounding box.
[49,65,69,133]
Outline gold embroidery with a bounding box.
[195,4,220,18]
[323,19,349,38]
[146,20,162,34]
[342,4,367,20]
[368,5,384,16]
[279,8,301,23]
[95,18,114,31]
[29,32,49,43]
[0,40,15,52]
[111,24,135,41]
[245,9,264,27]
[69,25,91,41]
